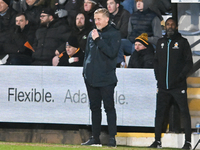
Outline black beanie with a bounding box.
[3,0,10,6]
[66,36,79,48]
[135,33,149,47]
[41,8,55,18]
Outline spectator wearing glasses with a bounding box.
[32,8,71,65]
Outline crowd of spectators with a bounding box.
[0,0,171,67]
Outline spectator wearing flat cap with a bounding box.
[0,0,17,55]
[32,7,71,66]
[52,36,84,66]
[128,33,154,68]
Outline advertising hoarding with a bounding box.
[0,66,157,127]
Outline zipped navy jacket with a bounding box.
[154,31,193,89]
[83,23,121,87]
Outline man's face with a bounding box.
[135,41,146,51]
[26,0,36,6]
[0,0,8,13]
[94,13,109,30]
[84,0,93,12]
[165,19,177,37]
[66,45,77,57]
[40,13,50,26]
[76,14,85,29]
[107,0,119,15]
[16,15,28,30]
[136,1,144,11]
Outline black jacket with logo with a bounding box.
[154,31,193,89]
[83,23,121,87]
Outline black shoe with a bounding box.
[148,140,162,148]
[81,136,102,147]
[182,141,191,149]
[107,137,117,147]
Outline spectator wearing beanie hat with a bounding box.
[53,36,84,66]
[32,6,71,66]
[135,33,149,48]
[128,33,155,68]
[117,0,162,67]
[41,7,56,19]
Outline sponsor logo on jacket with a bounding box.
[161,43,164,49]
[82,35,87,40]
[172,42,179,49]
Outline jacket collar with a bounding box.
[97,22,111,32]
[164,30,181,40]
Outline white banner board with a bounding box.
[0,66,157,127]
[172,0,200,3]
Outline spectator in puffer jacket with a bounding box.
[117,0,162,67]
[32,7,71,65]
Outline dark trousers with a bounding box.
[155,87,191,142]
[85,82,117,138]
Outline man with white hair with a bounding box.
[82,8,120,147]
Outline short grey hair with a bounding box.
[94,8,109,18]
